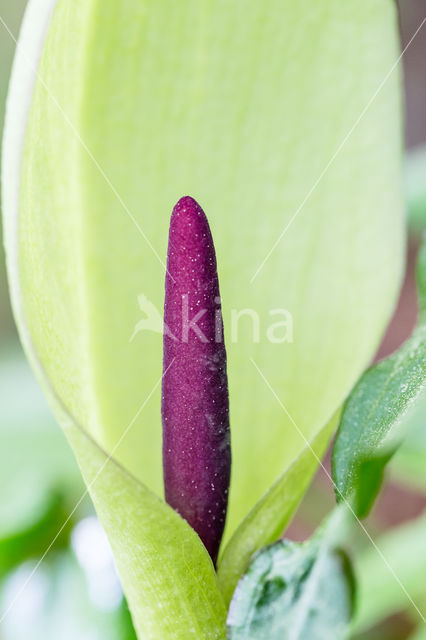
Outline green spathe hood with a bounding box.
[3,0,404,636]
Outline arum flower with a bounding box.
[2,0,404,637]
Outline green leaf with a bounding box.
[217,415,337,605]
[352,514,426,633]
[332,327,426,516]
[390,388,426,492]
[405,146,426,235]
[417,237,426,321]
[0,490,71,576]
[0,345,83,570]
[3,0,404,632]
[332,241,426,516]
[227,534,355,640]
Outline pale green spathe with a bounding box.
[3,0,404,636]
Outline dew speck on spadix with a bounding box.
[162,196,231,565]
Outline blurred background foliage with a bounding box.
[0,0,425,638]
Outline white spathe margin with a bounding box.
[2,0,58,356]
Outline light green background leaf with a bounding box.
[0,347,82,540]
[405,146,426,234]
[353,514,426,633]
[0,552,127,640]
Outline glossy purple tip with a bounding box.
[162,196,231,565]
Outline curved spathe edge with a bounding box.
[2,0,57,353]
[0,0,145,500]
[2,5,230,638]
[1,0,158,515]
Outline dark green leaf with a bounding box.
[416,236,426,320]
[332,241,426,516]
[405,146,426,235]
[390,389,426,491]
[0,490,71,576]
[0,347,84,572]
[227,538,354,640]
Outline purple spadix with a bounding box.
[162,196,231,565]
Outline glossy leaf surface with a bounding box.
[391,389,426,491]
[332,242,426,516]
[227,536,354,640]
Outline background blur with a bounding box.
[0,1,425,638]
